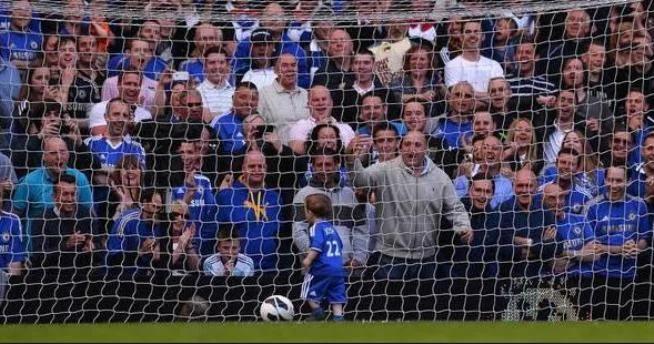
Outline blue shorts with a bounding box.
[301,273,346,304]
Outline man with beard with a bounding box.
[445,20,504,102]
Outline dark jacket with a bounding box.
[30,205,97,272]
[498,195,561,278]
[452,198,501,278]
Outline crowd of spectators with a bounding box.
[1,0,654,320]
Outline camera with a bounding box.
[253,125,275,148]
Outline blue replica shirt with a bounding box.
[232,35,310,89]
[554,213,595,277]
[0,211,25,270]
[498,194,559,278]
[585,193,652,279]
[216,180,282,271]
[454,174,514,209]
[309,220,346,277]
[170,174,218,256]
[432,117,473,150]
[179,58,205,84]
[0,29,42,66]
[627,164,654,199]
[210,112,246,156]
[106,54,169,81]
[85,136,146,170]
[539,166,605,198]
[0,11,41,33]
[106,209,163,274]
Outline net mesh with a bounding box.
[0,0,652,323]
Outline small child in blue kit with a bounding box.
[301,193,346,321]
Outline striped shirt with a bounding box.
[507,75,556,98]
[197,79,235,118]
[203,253,255,277]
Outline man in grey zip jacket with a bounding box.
[352,130,472,278]
[293,149,370,268]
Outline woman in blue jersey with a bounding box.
[105,189,164,279]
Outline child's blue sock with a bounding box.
[311,308,325,320]
[333,314,345,321]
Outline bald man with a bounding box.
[258,54,311,144]
[12,137,92,251]
[312,29,355,91]
[542,182,597,320]
[216,150,284,271]
[497,168,557,279]
[288,85,356,154]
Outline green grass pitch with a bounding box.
[3,322,654,343]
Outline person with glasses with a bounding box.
[157,201,201,274]
[179,89,206,123]
[600,124,639,177]
[105,188,164,279]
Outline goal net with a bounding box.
[1,0,652,323]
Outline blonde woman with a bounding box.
[502,118,543,175]
[161,200,201,273]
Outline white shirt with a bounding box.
[288,116,356,147]
[196,79,235,117]
[352,81,375,95]
[203,253,255,277]
[87,100,152,129]
[408,24,437,42]
[543,121,574,164]
[101,75,158,113]
[444,55,504,93]
[241,68,277,91]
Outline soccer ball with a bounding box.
[259,295,295,321]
